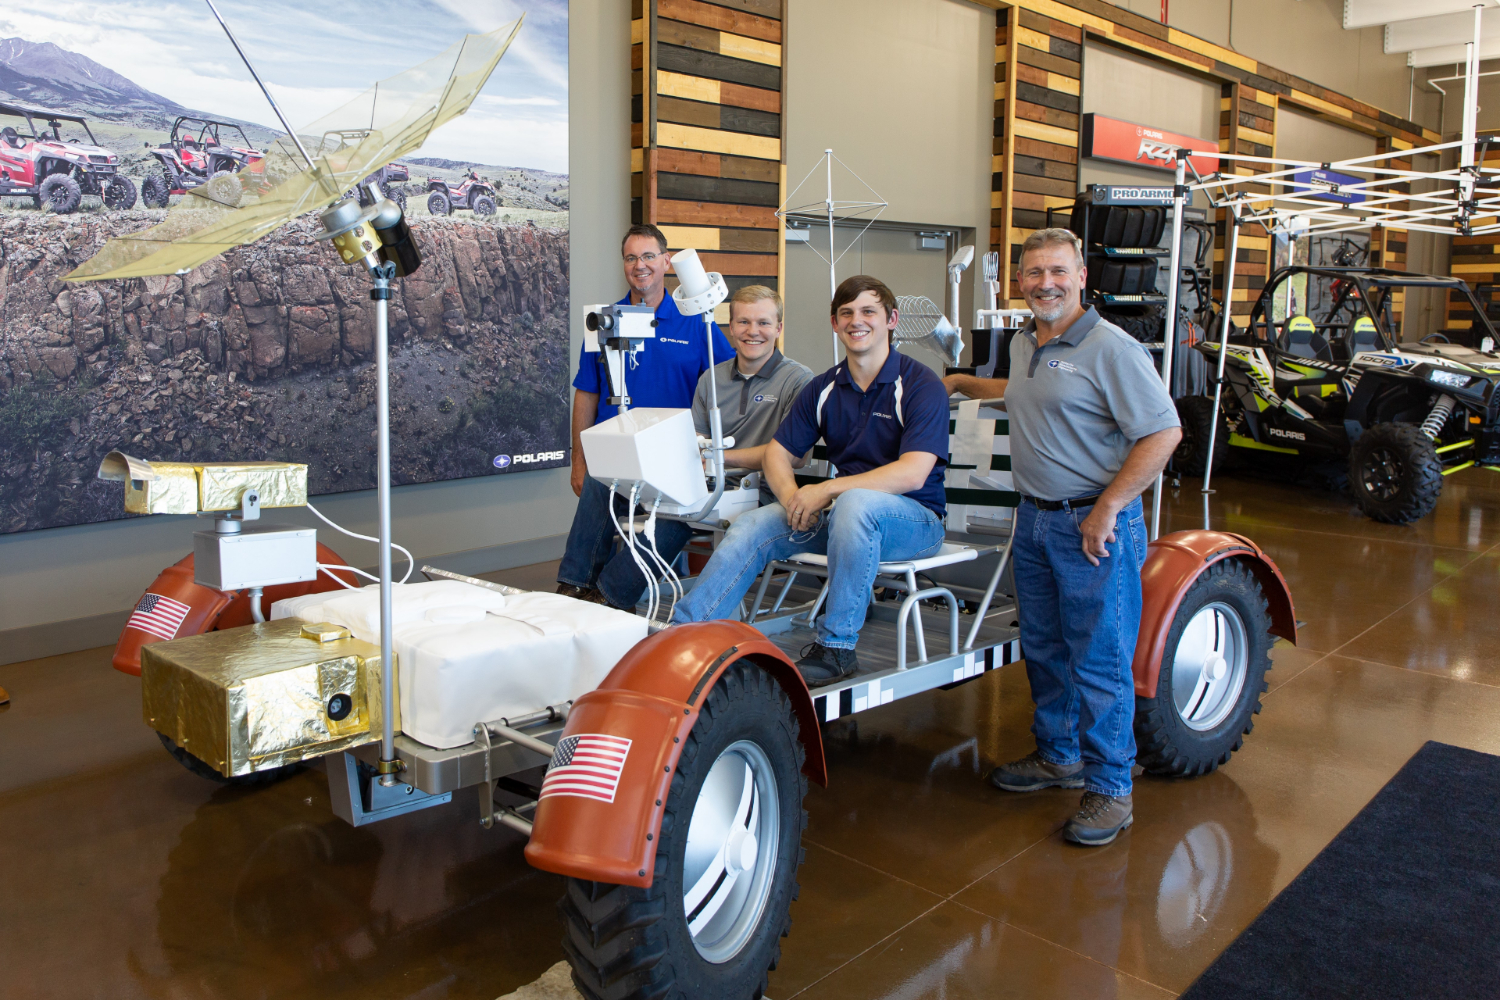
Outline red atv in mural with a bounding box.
[142,116,266,209]
[426,170,497,216]
[0,101,136,212]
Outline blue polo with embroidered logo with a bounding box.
[573,292,733,423]
[774,349,950,515]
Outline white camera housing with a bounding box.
[580,408,708,507]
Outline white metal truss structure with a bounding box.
[1144,4,1494,531]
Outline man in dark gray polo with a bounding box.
[945,228,1180,846]
[692,284,814,497]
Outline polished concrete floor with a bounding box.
[5,472,1500,999]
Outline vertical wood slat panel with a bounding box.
[639,0,784,307]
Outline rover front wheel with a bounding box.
[559,660,806,1000]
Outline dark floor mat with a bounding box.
[1180,741,1500,1000]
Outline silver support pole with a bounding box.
[374,266,397,785]
[1200,203,1242,501]
[1150,153,1188,542]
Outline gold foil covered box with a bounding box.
[142,619,395,778]
[98,451,308,515]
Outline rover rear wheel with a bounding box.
[559,659,806,1000]
[1135,560,1273,777]
[157,731,302,788]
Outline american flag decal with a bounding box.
[539,734,632,804]
[127,593,192,641]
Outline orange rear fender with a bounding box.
[1132,529,1296,698]
[525,621,824,888]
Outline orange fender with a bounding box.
[111,543,359,676]
[525,621,825,888]
[1133,529,1296,698]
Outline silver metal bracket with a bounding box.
[327,751,451,828]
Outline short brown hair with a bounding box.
[621,223,668,254]
[1018,227,1084,268]
[830,275,896,318]
[729,284,783,323]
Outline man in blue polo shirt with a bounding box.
[557,223,733,608]
[673,275,950,683]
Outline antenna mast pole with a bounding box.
[203,0,318,173]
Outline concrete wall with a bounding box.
[780,0,995,367]
[0,0,631,660]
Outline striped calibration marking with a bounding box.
[812,639,1022,723]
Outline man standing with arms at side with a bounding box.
[557,224,733,609]
[945,229,1181,846]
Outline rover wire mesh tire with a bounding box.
[427,191,450,215]
[1347,422,1443,524]
[559,660,807,1000]
[473,194,497,216]
[1173,396,1229,477]
[1134,560,1273,777]
[103,175,138,210]
[39,173,82,214]
[157,731,303,788]
[141,173,171,209]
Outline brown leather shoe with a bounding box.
[988,750,1085,792]
[0,685,9,706]
[1063,791,1134,846]
[556,583,590,599]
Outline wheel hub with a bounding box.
[1171,602,1249,732]
[1361,447,1403,501]
[681,739,780,964]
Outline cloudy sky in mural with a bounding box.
[0,0,569,172]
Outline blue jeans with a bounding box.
[1012,496,1145,797]
[558,476,696,609]
[673,488,944,648]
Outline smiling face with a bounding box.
[729,298,781,365]
[1018,243,1086,325]
[831,290,897,360]
[621,233,670,302]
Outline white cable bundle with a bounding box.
[306,501,414,589]
[606,482,683,626]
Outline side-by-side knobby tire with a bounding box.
[1348,421,1443,524]
[157,732,302,788]
[1173,395,1229,477]
[1135,560,1273,777]
[559,660,807,1000]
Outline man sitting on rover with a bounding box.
[672,275,951,684]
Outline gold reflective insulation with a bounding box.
[142,619,398,777]
[124,462,200,515]
[99,452,308,514]
[65,18,522,282]
[197,461,308,511]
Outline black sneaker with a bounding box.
[556,583,590,599]
[796,642,859,685]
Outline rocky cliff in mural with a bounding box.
[0,213,570,533]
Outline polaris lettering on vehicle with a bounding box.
[1267,427,1306,442]
[493,450,566,468]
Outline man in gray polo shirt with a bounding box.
[945,228,1180,846]
[692,285,813,499]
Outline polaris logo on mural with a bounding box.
[494,451,566,469]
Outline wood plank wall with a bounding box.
[982,0,1441,319]
[632,0,786,324]
[1218,82,1278,316]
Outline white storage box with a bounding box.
[581,407,707,507]
[272,581,648,749]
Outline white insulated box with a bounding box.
[194,523,318,590]
[580,407,708,507]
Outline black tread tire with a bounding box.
[1134,560,1273,777]
[203,169,242,207]
[427,191,450,215]
[473,194,497,216]
[103,174,138,210]
[39,173,82,214]
[1347,421,1443,524]
[559,660,807,1000]
[141,173,171,209]
[158,731,302,788]
[1100,305,1164,344]
[1173,396,1228,477]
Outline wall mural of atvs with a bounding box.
[0,2,570,534]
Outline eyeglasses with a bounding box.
[623,252,662,265]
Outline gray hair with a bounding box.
[1019,227,1084,268]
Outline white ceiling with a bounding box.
[1352,0,1500,68]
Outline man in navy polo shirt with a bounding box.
[557,223,733,608]
[673,275,950,683]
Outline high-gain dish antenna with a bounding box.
[777,149,888,364]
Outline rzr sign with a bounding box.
[1081,113,1219,176]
